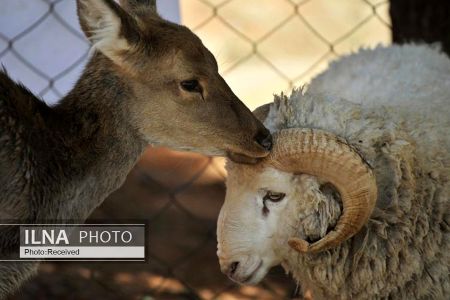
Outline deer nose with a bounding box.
[255,130,272,151]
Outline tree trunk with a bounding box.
[390,0,450,55]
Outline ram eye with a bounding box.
[180,79,202,93]
[263,191,286,202]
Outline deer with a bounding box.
[0,0,272,297]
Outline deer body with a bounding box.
[1,55,146,222]
[0,0,271,297]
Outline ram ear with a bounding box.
[77,0,140,63]
[252,103,271,123]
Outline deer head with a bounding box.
[76,0,271,162]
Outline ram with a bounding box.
[217,44,450,299]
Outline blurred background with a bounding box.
[1,0,448,299]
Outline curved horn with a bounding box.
[267,128,377,253]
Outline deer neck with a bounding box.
[41,54,147,221]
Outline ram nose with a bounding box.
[222,261,240,277]
[221,258,264,284]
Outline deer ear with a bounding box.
[77,0,140,62]
[119,0,157,16]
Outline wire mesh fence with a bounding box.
[1,0,391,299]
[190,0,390,82]
[181,0,391,109]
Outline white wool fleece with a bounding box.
[259,44,449,299]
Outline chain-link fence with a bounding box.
[1,0,391,299]
[181,0,391,109]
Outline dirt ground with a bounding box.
[9,148,300,300]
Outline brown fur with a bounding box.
[0,0,271,297]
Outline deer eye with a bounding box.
[180,79,202,93]
[263,191,286,202]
